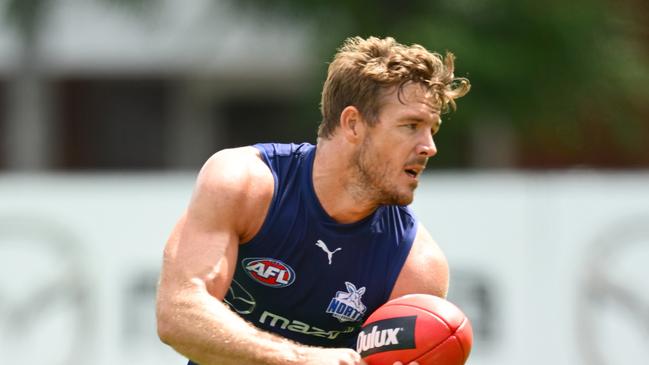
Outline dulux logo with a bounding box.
[356,316,417,357]
[357,326,401,351]
[242,258,295,288]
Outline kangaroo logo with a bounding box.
[325,282,367,322]
[316,239,342,265]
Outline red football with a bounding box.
[356,294,473,365]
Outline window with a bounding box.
[57,79,169,169]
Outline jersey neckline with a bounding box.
[303,145,379,230]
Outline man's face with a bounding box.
[351,83,441,206]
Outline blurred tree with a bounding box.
[237,0,649,168]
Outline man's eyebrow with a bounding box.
[399,115,426,122]
[400,115,442,127]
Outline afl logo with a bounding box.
[242,258,296,288]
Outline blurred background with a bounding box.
[0,0,647,364]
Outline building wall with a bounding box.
[1,172,647,365]
[0,0,315,170]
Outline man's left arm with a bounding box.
[389,223,450,300]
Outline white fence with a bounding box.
[1,172,647,365]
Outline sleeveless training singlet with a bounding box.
[187,142,418,364]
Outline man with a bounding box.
[156,36,470,365]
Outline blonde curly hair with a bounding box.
[318,36,471,139]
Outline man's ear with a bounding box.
[339,106,365,144]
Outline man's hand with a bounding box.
[299,347,366,364]
[293,344,424,365]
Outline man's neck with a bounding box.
[312,140,378,224]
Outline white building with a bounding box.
[0,0,315,170]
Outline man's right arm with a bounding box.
[155,147,364,365]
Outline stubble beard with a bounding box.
[349,137,414,206]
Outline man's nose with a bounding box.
[417,133,437,157]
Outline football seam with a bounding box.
[382,303,470,358]
[413,332,461,364]
[454,317,469,357]
[382,302,455,330]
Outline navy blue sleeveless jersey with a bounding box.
[188,142,418,364]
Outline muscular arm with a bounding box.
[389,224,450,300]
[156,147,362,365]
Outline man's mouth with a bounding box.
[405,169,418,178]
[404,158,428,180]
[404,166,424,179]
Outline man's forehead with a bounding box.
[385,83,442,112]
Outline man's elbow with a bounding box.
[156,299,179,345]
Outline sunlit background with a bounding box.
[0,0,648,364]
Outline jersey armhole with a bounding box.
[383,218,418,301]
[241,144,279,245]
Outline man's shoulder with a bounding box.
[197,146,273,197]
[205,145,265,172]
[190,146,275,239]
[253,142,315,160]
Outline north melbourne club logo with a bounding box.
[326,282,367,322]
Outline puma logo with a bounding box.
[315,240,342,265]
